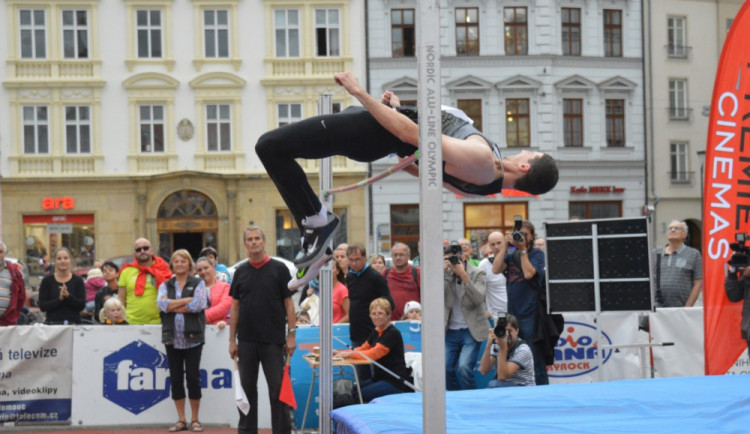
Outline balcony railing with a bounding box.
[668,107,692,121]
[7,59,101,80]
[669,171,694,184]
[264,57,352,80]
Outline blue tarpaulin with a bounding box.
[331,375,750,433]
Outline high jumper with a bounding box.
[256,72,559,282]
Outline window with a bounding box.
[569,201,622,219]
[274,9,300,57]
[24,214,96,277]
[504,7,528,55]
[136,9,162,58]
[455,7,479,55]
[603,10,622,57]
[390,204,420,256]
[667,16,686,58]
[278,103,302,127]
[669,79,688,120]
[391,9,415,57]
[605,99,625,147]
[457,99,482,132]
[563,99,583,147]
[315,9,340,57]
[464,202,528,249]
[275,208,347,261]
[506,98,530,147]
[206,104,231,151]
[62,10,88,58]
[670,142,689,183]
[139,105,165,153]
[22,106,49,154]
[65,106,91,154]
[20,9,46,58]
[203,9,229,58]
[561,8,581,56]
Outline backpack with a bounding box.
[332,378,356,408]
[383,266,419,287]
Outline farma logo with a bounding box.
[103,340,233,414]
[103,340,170,414]
[548,321,613,378]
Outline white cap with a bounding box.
[404,301,421,313]
[86,268,103,278]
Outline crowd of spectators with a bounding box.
[0,216,713,419]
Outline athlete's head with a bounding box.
[513,153,559,195]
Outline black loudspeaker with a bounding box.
[545,217,652,313]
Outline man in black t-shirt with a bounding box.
[229,226,296,434]
[345,244,394,347]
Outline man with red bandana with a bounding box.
[118,238,172,325]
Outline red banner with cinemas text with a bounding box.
[703,2,750,375]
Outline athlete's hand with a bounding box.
[381,90,401,108]
[334,72,362,97]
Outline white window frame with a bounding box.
[314,8,340,57]
[206,103,232,152]
[65,105,91,154]
[667,16,687,58]
[136,9,163,59]
[62,9,89,59]
[20,9,47,59]
[203,9,229,58]
[670,142,689,183]
[669,78,688,120]
[139,104,166,153]
[22,105,49,154]
[277,103,302,127]
[274,9,300,58]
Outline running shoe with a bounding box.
[294,212,340,267]
[288,249,332,290]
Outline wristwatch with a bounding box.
[519,250,528,256]
[288,328,296,334]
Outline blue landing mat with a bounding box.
[330,375,750,433]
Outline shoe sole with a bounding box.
[288,250,333,290]
[294,219,341,268]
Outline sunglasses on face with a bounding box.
[135,246,151,253]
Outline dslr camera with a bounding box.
[511,215,525,243]
[493,313,508,338]
[443,241,462,265]
[729,233,750,269]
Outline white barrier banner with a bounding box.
[0,325,73,423]
[70,325,269,427]
[549,311,647,383]
[651,307,704,377]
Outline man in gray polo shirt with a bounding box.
[653,220,702,307]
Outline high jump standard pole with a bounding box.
[417,1,446,433]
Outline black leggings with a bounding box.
[255,106,413,228]
[165,344,203,401]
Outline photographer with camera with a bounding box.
[724,233,750,358]
[492,217,548,385]
[478,313,535,387]
[443,240,487,390]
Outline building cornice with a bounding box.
[370,55,643,70]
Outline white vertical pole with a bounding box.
[417,1,446,433]
[317,94,334,433]
[592,224,604,382]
